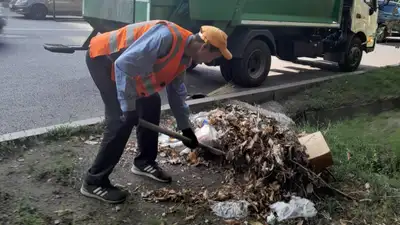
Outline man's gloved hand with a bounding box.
[181,128,199,149]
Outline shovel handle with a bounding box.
[138,119,225,156]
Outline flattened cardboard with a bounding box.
[299,131,333,172]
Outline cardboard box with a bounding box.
[298,131,333,172]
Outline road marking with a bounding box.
[4,28,91,31]
[0,34,27,38]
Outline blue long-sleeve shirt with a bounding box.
[114,24,194,130]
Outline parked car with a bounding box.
[376,0,400,42]
[0,0,11,8]
[9,0,82,20]
[0,4,6,33]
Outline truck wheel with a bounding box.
[220,39,271,87]
[376,25,388,43]
[220,59,235,82]
[29,4,48,20]
[338,37,363,72]
[186,61,198,72]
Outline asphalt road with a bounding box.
[0,11,400,135]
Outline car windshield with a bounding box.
[381,3,400,13]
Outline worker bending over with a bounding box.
[81,20,232,204]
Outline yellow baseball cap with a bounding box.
[199,26,233,60]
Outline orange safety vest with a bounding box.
[88,20,193,97]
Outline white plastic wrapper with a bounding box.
[269,196,317,222]
[158,122,218,149]
[190,111,211,128]
[210,200,250,219]
[194,121,218,147]
[158,111,219,150]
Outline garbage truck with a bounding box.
[44,0,379,88]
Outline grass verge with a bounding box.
[30,147,78,186]
[282,66,400,114]
[14,199,51,225]
[0,123,105,158]
[300,110,400,224]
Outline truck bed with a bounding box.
[239,0,342,27]
[82,0,343,32]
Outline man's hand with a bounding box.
[182,128,199,149]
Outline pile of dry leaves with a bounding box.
[144,103,321,219]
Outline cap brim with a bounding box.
[220,48,233,60]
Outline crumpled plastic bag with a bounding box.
[269,196,317,222]
[158,119,218,150]
[210,200,250,219]
[190,111,210,128]
[195,121,218,147]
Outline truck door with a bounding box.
[68,0,82,16]
[135,0,150,22]
[48,0,73,14]
[351,0,378,47]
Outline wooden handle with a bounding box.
[138,119,225,156]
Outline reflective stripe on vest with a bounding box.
[135,23,187,97]
[89,20,167,58]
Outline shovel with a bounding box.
[138,119,226,156]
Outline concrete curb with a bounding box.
[0,65,397,143]
[0,117,105,142]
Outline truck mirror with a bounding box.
[364,0,377,12]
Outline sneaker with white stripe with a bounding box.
[80,182,128,204]
[131,163,172,183]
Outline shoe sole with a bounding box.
[130,166,171,183]
[80,187,126,204]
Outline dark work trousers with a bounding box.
[84,51,161,186]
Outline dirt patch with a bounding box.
[0,137,228,225]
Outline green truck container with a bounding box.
[45,0,380,88]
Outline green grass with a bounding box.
[300,110,400,224]
[14,200,50,225]
[30,148,78,186]
[283,66,400,113]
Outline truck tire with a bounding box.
[338,37,363,72]
[220,39,271,87]
[376,25,388,43]
[29,4,48,20]
[220,59,235,82]
[186,61,198,72]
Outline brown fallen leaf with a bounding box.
[188,151,199,164]
[249,221,264,225]
[224,220,241,225]
[184,215,195,221]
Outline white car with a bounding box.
[9,0,82,20]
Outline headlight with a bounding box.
[16,0,28,5]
